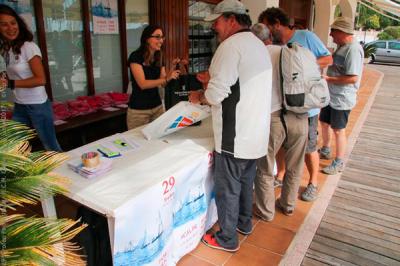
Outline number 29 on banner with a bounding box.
[162,176,175,195]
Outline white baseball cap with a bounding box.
[204,0,247,22]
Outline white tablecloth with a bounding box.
[54,118,217,265]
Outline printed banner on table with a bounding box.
[0,0,33,29]
[113,152,217,266]
[92,0,119,34]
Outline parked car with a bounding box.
[365,40,400,64]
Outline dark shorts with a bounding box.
[306,115,318,154]
[319,105,351,129]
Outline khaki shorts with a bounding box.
[126,105,164,130]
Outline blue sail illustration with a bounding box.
[92,0,117,18]
[173,187,207,228]
[114,216,172,266]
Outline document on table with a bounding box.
[72,134,142,157]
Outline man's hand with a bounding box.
[189,90,204,104]
[196,71,210,90]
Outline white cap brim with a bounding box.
[204,13,222,22]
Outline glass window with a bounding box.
[188,1,216,73]
[90,0,122,94]
[373,42,386,49]
[389,42,400,50]
[0,1,36,35]
[126,0,149,54]
[43,0,87,101]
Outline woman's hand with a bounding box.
[172,58,181,66]
[0,72,8,91]
[166,69,180,82]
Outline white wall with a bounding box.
[339,0,357,19]
[266,0,280,7]
[241,0,279,24]
[314,0,334,47]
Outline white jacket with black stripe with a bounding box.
[205,30,272,159]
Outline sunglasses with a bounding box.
[150,35,165,40]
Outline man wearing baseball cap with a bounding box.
[189,0,272,252]
[319,16,364,175]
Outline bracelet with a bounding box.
[8,79,15,90]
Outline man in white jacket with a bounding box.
[189,0,272,252]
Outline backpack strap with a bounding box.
[279,46,286,114]
[279,46,288,138]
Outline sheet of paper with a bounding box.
[71,134,141,157]
[54,120,67,126]
[102,107,120,112]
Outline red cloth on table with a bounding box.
[76,96,103,110]
[95,93,114,108]
[52,101,71,120]
[108,92,129,105]
[67,99,95,117]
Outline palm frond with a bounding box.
[1,216,87,266]
[0,174,70,209]
[0,214,25,226]
[1,118,86,264]
[0,120,35,149]
[28,151,69,175]
[0,152,31,172]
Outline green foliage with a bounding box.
[378,26,400,40]
[334,5,342,18]
[378,31,394,40]
[2,215,85,266]
[380,16,393,29]
[363,44,377,58]
[356,3,399,30]
[0,120,86,265]
[365,14,380,30]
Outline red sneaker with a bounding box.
[201,233,239,252]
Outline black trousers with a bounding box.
[214,152,256,249]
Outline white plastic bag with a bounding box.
[142,101,211,140]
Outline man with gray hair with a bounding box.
[251,22,309,221]
[189,0,272,252]
[251,23,272,45]
[258,7,332,206]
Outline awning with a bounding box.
[360,0,400,21]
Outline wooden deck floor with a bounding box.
[302,64,400,266]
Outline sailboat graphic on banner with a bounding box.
[173,186,207,228]
[114,214,172,266]
[92,0,114,18]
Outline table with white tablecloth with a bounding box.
[53,118,217,266]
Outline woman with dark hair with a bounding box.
[0,4,61,151]
[127,25,181,130]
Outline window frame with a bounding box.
[33,0,130,100]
